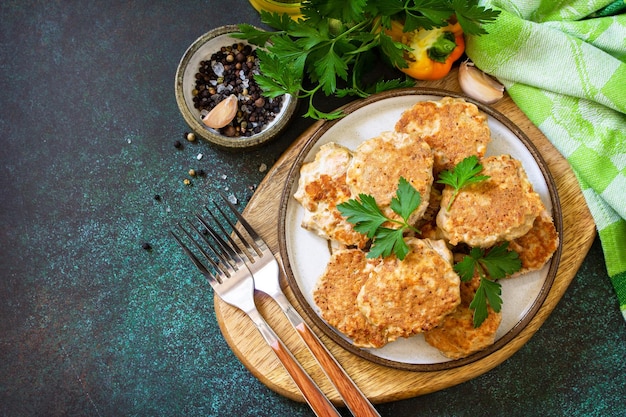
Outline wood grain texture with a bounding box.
[213,69,597,405]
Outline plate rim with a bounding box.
[277,87,564,372]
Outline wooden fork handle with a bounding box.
[276,297,380,417]
[249,310,341,417]
[295,320,381,417]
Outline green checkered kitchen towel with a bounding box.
[465,0,626,320]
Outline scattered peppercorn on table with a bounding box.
[1,1,625,416]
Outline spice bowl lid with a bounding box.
[175,25,298,150]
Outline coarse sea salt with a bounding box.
[212,61,224,77]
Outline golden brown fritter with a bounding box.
[424,274,502,359]
[508,210,559,274]
[356,238,461,342]
[395,97,491,173]
[312,249,388,348]
[294,142,369,248]
[436,154,545,247]
[423,301,501,359]
[346,131,434,224]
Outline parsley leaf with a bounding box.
[437,155,490,210]
[314,45,349,95]
[253,49,303,97]
[454,242,522,327]
[336,193,388,239]
[337,177,421,260]
[479,242,523,279]
[449,0,501,36]
[368,226,409,260]
[391,176,422,220]
[469,277,502,327]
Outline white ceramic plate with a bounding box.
[278,88,562,371]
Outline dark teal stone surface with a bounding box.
[1,1,624,416]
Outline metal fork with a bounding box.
[171,220,341,417]
[214,193,381,417]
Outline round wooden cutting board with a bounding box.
[213,69,596,405]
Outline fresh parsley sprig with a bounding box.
[437,155,490,210]
[337,177,421,260]
[236,0,500,119]
[454,242,522,327]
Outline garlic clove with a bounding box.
[202,94,239,129]
[458,60,504,104]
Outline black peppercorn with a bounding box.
[142,242,152,250]
[192,43,284,138]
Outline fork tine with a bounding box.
[195,209,247,269]
[175,222,229,279]
[210,203,260,260]
[170,229,206,273]
[202,206,249,259]
[193,213,237,269]
[170,229,221,285]
[218,192,268,251]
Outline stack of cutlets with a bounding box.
[295,97,559,359]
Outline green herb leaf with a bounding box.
[303,0,368,23]
[469,277,502,327]
[254,49,303,97]
[368,227,409,259]
[454,242,522,327]
[337,177,420,260]
[449,0,501,36]
[453,247,484,282]
[259,10,297,31]
[437,155,490,210]
[373,77,416,93]
[391,177,422,221]
[480,241,522,279]
[234,23,274,45]
[337,193,388,238]
[377,31,410,69]
[314,45,349,95]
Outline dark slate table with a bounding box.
[1,1,624,416]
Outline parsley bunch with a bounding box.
[236,0,500,119]
[337,177,421,260]
[455,243,522,327]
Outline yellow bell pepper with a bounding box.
[385,20,465,81]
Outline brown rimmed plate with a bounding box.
[278,88,563,372]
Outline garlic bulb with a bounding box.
[202,94,238,129]
[458,60,504,104]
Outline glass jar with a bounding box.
[248,0,302,19]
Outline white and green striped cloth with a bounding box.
[466,0,626,319]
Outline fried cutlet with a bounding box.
[508,210,559,274]
[312,249,388,348]
[436,154,545,247]
[294,142,369,249]
[356,238,461,342]
[423,301,502,359]
[345,131,434,224]
[423,274,502,359]
[395,97,491,173]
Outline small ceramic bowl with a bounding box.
[175,25,297,150]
